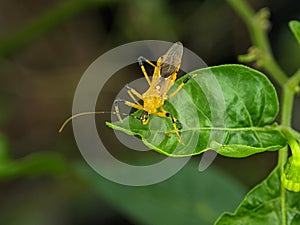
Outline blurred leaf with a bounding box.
[0,152,66,181]
[108,65,286,157]
[0,0,118,57]
[215,167,300,225]
[289,20,300,45]
[0,133,9,163]
[116,0,177,40]
[76,161,246,225]
[275,24,300,75]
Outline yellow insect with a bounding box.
[60,42,191,141]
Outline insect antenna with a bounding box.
[59,111,129,133]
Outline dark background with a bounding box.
[0,0,299,224]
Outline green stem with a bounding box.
[279,86,294,224]
[226,1,296,224]
[288,127,300,140]
[226,0,288,86]
[263,57,288,86]
[279,126,300,141]
[291,68,300,83]
[281,87,294,128]
[287,68,300,92]
[226,0,255,26]
[283,131,300,158]
[280,87,294,169]
[226,0,270,51]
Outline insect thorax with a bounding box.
[143,96,164,113]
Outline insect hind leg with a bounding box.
[125,84,143,105]
[156,108,183,143]
[165,112,183,141]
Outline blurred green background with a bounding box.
[0,0,300,224]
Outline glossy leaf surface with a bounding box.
[108,65,286,157]
[215,167,300,225]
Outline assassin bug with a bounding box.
[59,42,192,142]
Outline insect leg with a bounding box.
[125,84,143,105]
[164,112,183,130]
[114,98,144,122]
[156,108,183,142]
[113,99,124,122]
[138,56,156,67]
[168,75,192,98]
[137,56,155,85]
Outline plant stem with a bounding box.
[287,68,300,92]
[280,87,294,167]
[226,0,288,86]
[279,126,300,140]
[288,127,300,140]
[263,57,288,86]
[226,0,254,26]
[226,1,296,224]
[279,86,294,225]
[281,88,294,128]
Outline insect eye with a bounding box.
[140,111,149,125]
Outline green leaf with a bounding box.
[0,130,66,180]
[289,20,300,45]
[0,133,9,163]
[0,152,66,181]
[215,167,300,225]
[76,161,247,225]
[108,64,286,157]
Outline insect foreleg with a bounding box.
[138,56,156,67]
[125,84,143,105]
[114,98,144,120]
[138,56,156,85]
[113,99,125,122]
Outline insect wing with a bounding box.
[158,77,173,99]
[160,42,183,78]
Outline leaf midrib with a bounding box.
[142,126,278,133]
